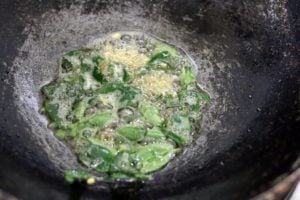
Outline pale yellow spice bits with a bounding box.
[111,32,121,40]
[102,45,149,74]
[133,72,177,97]
[86,177,96,185]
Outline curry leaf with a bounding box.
[99,83,141,107]
[74,111,114,131]
[98,83,124,93]
[86,144,113,172]
[123,69,131,82]
[87,137,117,155]
[73,101,86,120]
[117,126,146,142]
[42,84,57,99]
[146,129,165,139]
[119,86,140,107]
[93,67,107,83]
[111,151,137,174]
[139,103,163,126]
[169,115,192,145]
[92,55,103,65]
[55,129,66,139]
[161,129,187,146]
[148,51,170,65]
[181,66,195,88]
[135,143,175,173]
[61,58,73,73]
[44,102,61,123]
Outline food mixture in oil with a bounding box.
[41,32,210,183]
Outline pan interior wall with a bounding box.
[0,0,298,199]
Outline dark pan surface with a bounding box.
[0,0,299,199]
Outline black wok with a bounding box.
[0,0,299,199]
